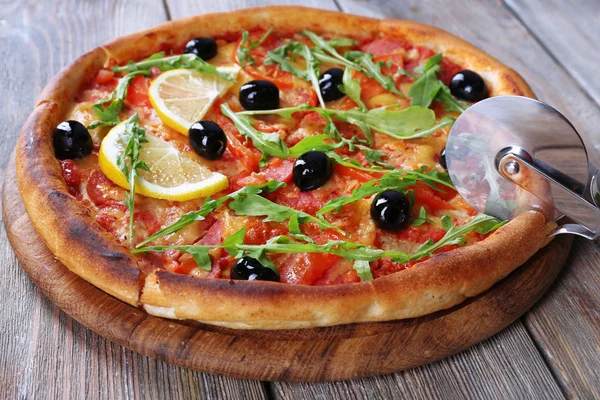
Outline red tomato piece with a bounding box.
[262,158,294,183]
[125,75,151,107]
[244,65,294,89]
[333,163,377,184]
[95,69,115,85]
[244,221,288,245]
[279,252,340,285]
[86,170,127,210]
[411,182,454,211]
[59,160,82,186]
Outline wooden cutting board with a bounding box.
[2,152,572,381]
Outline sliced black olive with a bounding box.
[183,37,218,61]
[319,68,345,102]
[370,190,411,231]
[449,70,488,102]
[230,257,279,282]
[239,80,280,111]
[188,120,227,160]
[52,120,93,160]
[439,147,447,170]
[293,151,332,191]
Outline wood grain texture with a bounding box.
[0,1,266,398]
[2,154,572,385]
[338,0,600,397]
[506,0,600,107]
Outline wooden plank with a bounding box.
[0,1,267,398]
[273,323,563,400]
[506,0,600,107]
[165,0,338,18]
[337,0,600,398]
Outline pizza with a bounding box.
[16,6,554,329]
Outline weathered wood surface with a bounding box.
[1,0,599,398]
[2,154,572,384]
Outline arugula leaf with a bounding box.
[221,227,247,256]
[237,28,273,67]
[317,167,453,216]
[357,145,394,169]
[410,206,433,226]
[353,260,373,281]
[345,51,404,97]
[112,52,234,81]
[340,67,367,111]
[288,214,314,243]
[117,114,150,241]
[88,70,150,129]
[221,103,289,166]
[301,30,358,67]
[288,134,341,158]
[266,42,325,107]
[409,53,467,112]
[228,185,344,234]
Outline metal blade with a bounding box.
[446,96,589,221]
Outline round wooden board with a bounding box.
[2,153,572,382]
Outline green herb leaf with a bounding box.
[317,167,453,216]
[302,30,358,68]
[353,260,373,281]
[112,52,235,81]
[136,181,284,248]
[288,134,341,158]
[228,185,344,234]
[117,114,150,241]
[265,43,310,80]
[345,50,404,97]
[357,145,394,169]
[237,28,273,67]
[88,70,150,129]
[221,103,289,166]
[288,214,314,243]
[340,67,367,111]
[222,227,247,256]
[410,206,433,226]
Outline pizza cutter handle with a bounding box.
[496,148,600,241]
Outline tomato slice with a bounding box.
[411,182,454,211]
[95,69,115,85]
[279,252,340,285]
[244,64,294,89]
[333,163,378,184]
[215,114,261,172]
[125,75,151,107]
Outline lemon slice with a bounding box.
[99,122,229,201]
[149,65,240,135]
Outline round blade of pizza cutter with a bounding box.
[445,96,591,223]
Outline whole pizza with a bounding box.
[16,6,553,329]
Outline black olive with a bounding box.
[239,80,279,110]
[370,190,411,231]
[293,151,332,191]
[439,147,447,170]
[230,257,279,282]
[52,120,93,160]
[188,120,227,160]
[319,68,345,102]
[183,37,218,61]
[449,70,488,102]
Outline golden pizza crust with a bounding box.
[16,6,550,328]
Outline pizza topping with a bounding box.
[237,28,274,67]
[231,256,279,281]
[439,147,447,170]
[53,120,93,160]
[319,68,345,102]
[88,70,150,129]
[188,120,227,160]
[293,151,333,191]
[148,66,240,134]
[450,70,489,102]
[183,37,218,61]
[370,190,411,231]
[239,80,280,110]
[98,117,229,205]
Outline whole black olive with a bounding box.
[319,68,345,102]
[183,37,218,61]
[230,257,279,282]
[188,120,227,160]
[439,147,447,170]
[449,70,488,102]
[370,190,411,231]
[239,80,279,110]
[293,151,332,191]
[52,120,93,160]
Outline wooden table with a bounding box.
[1,0,599,398]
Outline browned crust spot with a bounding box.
[17,6,548,329]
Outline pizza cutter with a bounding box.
[445,95,600,240]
